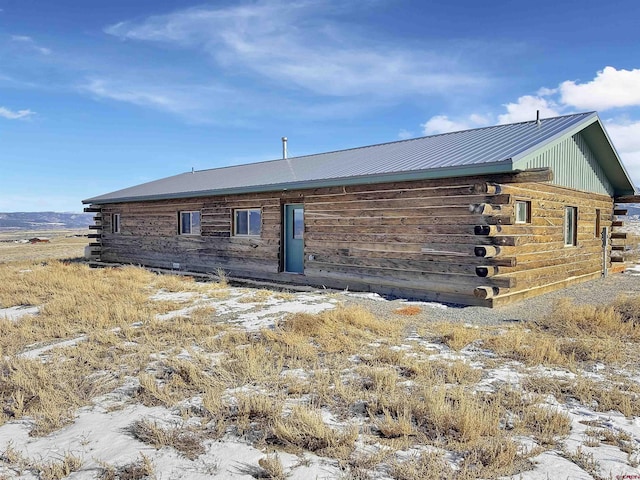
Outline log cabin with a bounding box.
[83,112,639,306]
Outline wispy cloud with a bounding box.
[10,34,51,55]
[0,106,35,120]
[105,0,487,100]
[80,76,278,124]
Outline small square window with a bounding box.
[112,213,120,234]
[515,201,531,224]
[564,206,577,246]
[234,209,261,236]
[179,211,201,235]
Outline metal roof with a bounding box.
[83,112,636,204]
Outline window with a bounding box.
[112,213,120,234]
[515,200,531,224]
[564,206,577,246]
[179,211,201,235]
[234,209,261,236]
[595,209,601,238]
[293,208,304,239]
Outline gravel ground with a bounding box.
[342,268,640,326]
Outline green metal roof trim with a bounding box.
[83,112,637,205]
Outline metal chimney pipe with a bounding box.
[536,110,541,125]
[282,137,288,159]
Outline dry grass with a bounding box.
[272,405,358,458]
[281,306,405,355]
[389,451,454,480]
[521,405,571,445]
[0,229,88,262]
[0,257,639,479]
[36,453,83,480]
[258,453,286,480]
[98,453,155,480]
[0,354,118,435]
[539,298,640,342]
[374,408,415,438]
[130,419,205,460]
[434,323,483,351]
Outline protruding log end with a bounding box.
[474,286,500,299]
[475,266,497,277]
[474,245,499,257]
[474,225,490,235]
[470,203,495,215]
[474,225,501,236]
[611,232,628,239]
[472,183,499,195]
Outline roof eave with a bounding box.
[83,160,514,205]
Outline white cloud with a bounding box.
[560,67,640,110]
[604,119,640,183]
[498,95,561,124]
[421,113,490,135]
[10,34,51,55]
[398,129,414,140]
[0,106,34,119]
[105,1,485,99]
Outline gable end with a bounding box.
[517,132,613,195]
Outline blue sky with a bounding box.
[2,0,640,212]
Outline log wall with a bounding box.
[479,182,613,306]
[89,169,614,307]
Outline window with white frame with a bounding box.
[515,200,531,224]
[564,206,577,246]
[234,209,261,236]
[179,211,201,235]
[112,213,120,234]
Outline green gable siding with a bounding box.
[518,133,613,195]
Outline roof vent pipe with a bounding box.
[282,137,288,159]
[536,110,541,126]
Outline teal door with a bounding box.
[284,204,304,273]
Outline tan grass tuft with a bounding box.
[258,453,286,480]
[435,323,484,351]
[521,405,571,445]
[36,452,83,480]
[374,408,415,438]
[272,405,358,457]
[98,453,155,480]
[411,386,501,443]
[389,451,454,480]
[282,306,404,354]
[131,419,204,460]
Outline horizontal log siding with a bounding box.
[100,195,283,275]
[92,171,614,307]
[486,182,613,305]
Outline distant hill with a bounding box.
[626,204,640,218]
[0,212,93,230]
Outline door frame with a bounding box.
[282,203,304,273]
